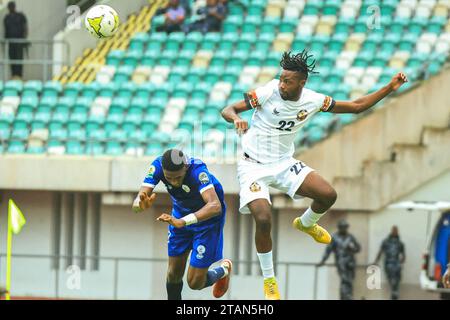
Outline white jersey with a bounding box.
[241,79,335,164]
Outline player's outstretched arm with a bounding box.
[221,100,251,134]
[157,188,222,228]
[132,186,156,213]
[330,72,408,114]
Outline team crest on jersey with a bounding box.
[182,185,190,193]
[196,245,206,260]
[250,182,261,192]
[146,165,156,178]
[198,172,210,185]
[296,109,308,121]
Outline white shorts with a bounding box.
[237,156,315,214]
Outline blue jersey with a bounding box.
[142,157,226,229]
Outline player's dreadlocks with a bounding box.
[280,50,319,79]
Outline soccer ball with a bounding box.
[85,5,120,39]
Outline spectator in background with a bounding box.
[156,0,191,18]
[373,226,405,300]
[3,1,28,80]
[155,0,186,34]
[184,0,227,33]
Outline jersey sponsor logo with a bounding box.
[296,109,308,121]
[146,165,156,178]
[198,172,210,185]
[272,107,280,116]
[249,182,261,192]
[196,245,206,260]
[182,184,190,193]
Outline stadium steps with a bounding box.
[54,0,166,84]
[291,67,450,211]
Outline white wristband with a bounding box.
[182,214,198,226]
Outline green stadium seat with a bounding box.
[79,82,98,98]
[145,142,163,156]
[68,128,86,141]
[123,50,142,67]
[22,81,42,97]
[42,81,62,97]
[106,50,125,66]
[0,121,10,140]
[129,32,149,52]
[127,130,146,143]
[63,82,82,98]
[113,65,134,84]
[135,83,154,99]
[98,82,118,97]
[26,145,44,154]
[20,96,38,110]
[117,82,136,99]
[7,140,26,154]
[65,140,84,155]
[87,129,106,142]
[85,141,104,155]
[108,129,127,143]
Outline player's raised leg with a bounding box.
[166,250,190,300]
[186,259,232,298]
[248,199,281,300]
[293,171,337,244]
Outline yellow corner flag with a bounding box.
[8,199,26,234]
[5,199,26,300]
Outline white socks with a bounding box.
[257,251,275,279]
[300,207,324,228]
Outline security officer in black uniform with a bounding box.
[373,225,405,300]
[318,219,361,300]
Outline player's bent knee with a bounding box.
[167,269,184,283]
[320,188,337,208]
[187,276,206,290]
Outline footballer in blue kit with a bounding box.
[132,149,232,300]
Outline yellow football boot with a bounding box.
[293,217,332,244]
[263,277,281,300]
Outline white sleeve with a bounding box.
[244,80,277,109]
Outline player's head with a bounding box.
[279,50,318,101]
[390,225,399,237]
[337,219,349,234]
[162,149,189,187]
[7,1,16,12]
[169,0,179,7]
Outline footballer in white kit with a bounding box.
[221,50,408,300]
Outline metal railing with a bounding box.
[0,38,70,81]
[0,253,369,300]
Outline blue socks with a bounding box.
[204,266,226,288]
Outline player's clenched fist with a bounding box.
[389,72,408,91]
[157,213,185,228]
[132,192,156,213]
[234,118,248,135]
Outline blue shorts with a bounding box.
[168,220,224,269]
